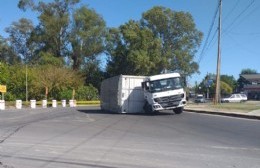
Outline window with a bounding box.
[150,77,182,93]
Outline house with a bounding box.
[240,74,260,100]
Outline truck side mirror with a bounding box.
[141,82,145,89]
[141,82,149,90]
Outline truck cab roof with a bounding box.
[147,73,181,81]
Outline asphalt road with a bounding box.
[0,106,260,168]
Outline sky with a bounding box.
[0,0,260,86]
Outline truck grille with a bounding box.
[154,94,183,108]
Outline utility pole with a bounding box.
[26,64,28,103]
[214,0,222,104]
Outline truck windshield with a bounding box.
[150,77,182,93]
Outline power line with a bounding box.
[223,0,255,34]
[201,0,256,65]
[227,34,260,55]
[197,0,220,64]
[222,0,241,23]
[227,2,260,33]
[203,28,218,54]
[228,31,260,36]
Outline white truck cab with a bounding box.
[142,73,186,114]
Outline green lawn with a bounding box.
[212,102,260,112]
[187,101,260,113]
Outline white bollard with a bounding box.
[30,100,36,109]
[69,100,76,107]
[16,100,22,109]
[42,100,47,108]
[52,100,57,108]
[0,100,5,110]
[61,100,66,107]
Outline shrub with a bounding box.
[58,89,73,100]
[75,85,99,101]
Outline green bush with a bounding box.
[0,63,100,101]
[4,92,16,101]
[75,85,99,101]
[58,89,73,100]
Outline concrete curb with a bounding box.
[184,108,260,120]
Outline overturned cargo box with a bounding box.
[100,75,146,113]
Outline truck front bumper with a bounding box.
[152,100,186,111]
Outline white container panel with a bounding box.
[101,75,146,113]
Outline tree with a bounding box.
[220,75,236,92]
[106,20,162,76]
[16,0,106,98]
[0,36,20,64]
[5,18,34,63]
[240,68,257,75]
[33,65,84,100]
[197,73,233,98]
[83,59,105,92]
[220,81,233,96]
[18,0,80,58]
[0,63,35,101]
[36,52,64,67]
[106,6,202,77]
[0,62,10,85]
[141,6,203,76]
[75,85,99,100]
[70,6,106,70]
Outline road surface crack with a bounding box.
[0,125,26,144]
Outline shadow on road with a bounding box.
[77,108,175,116]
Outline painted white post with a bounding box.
[69,100,76,107]
[52,100,57,108]
[61,100,66,107]
[30,100,36,109]
[42,100,47,108]
[0,100,5,110]
[16,100,22,109]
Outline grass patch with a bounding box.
[187,101,260,113]
[211,103,260,112]
[76,100,100,105]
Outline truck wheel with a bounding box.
[173,107,183,114]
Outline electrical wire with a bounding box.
[205,28,218,52]
[228,2,260,33]
[227,33,260,55]
[198,0,256,64]
[222,0,240,23]
[223,0,255,34]
[197,0,220,64]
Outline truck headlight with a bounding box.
[154,98,159,102]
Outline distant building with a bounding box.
[240,74,260,100]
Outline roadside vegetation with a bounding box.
[1,0,258,105]
[0,0,203,102]
[187,101,260,113]
[192,68,258,99]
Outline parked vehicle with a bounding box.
[221,94,247,103]
[100,73,186,114]
[194,94,206,103]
